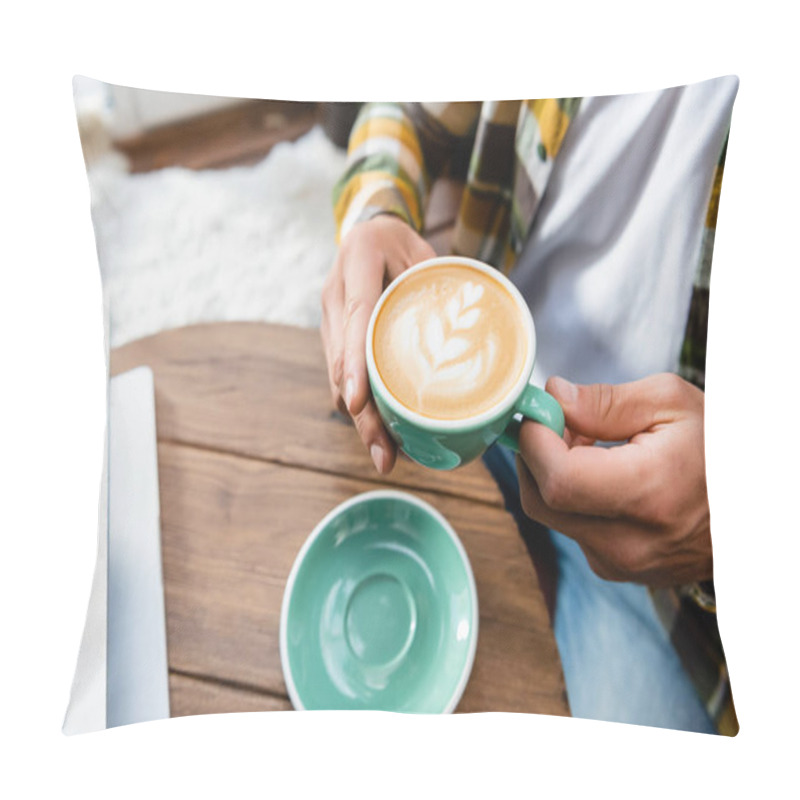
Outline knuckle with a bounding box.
[656,372,688,407]
[615,538,651,578]
[331,352,345,387]
[517,468,539,519]
[642,488,681,531]
[615,548,642,577]
[519,486,536,519]
[650,501,676,531]
[352,406,381,444]
[539,469,571,511]
[344,295,368,323]
[594,383,617,425]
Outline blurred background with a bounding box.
[73,78,460,349]
[73,77,358,348]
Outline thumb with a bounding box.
[546,373,680,442]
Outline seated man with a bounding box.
[320,79,739,734]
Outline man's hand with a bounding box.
[321,215,436,474]
[516,373,712,587]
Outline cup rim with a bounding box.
[365,256,537,431]
[278,489,479,713]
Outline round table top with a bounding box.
[111,321,570,717]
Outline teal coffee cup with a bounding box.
[366,256,565,470]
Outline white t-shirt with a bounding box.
[511,76,738,389]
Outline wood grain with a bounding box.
[156,440,568,715]
[169,672,292,717]
[110,322,568,717]
[110,322,504,507]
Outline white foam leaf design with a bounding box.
[440,337,469,365]
[425,315,444,355]
[435,352,483,384]
[453,308,480,329]
[462,281,484,308]
[425,315,468,367]
[445,297,460,324]
[445,282,484,331]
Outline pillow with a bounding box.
[65,75,739,735]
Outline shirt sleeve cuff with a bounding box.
[336,183,421,243]
[682,580,717,613]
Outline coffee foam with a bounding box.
[373,263,529,420]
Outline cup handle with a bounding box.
[497,385,565,453]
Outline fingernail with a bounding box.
[550,376,578,404]
[370,444,385,473]
[344,377,355,411]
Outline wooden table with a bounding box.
[110,322,570,718]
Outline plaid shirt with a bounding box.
[333,100,737,735]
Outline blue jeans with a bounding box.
[483,444,716,734]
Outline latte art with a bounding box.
[373,263,529,420]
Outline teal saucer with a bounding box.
[280,490,478,712]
